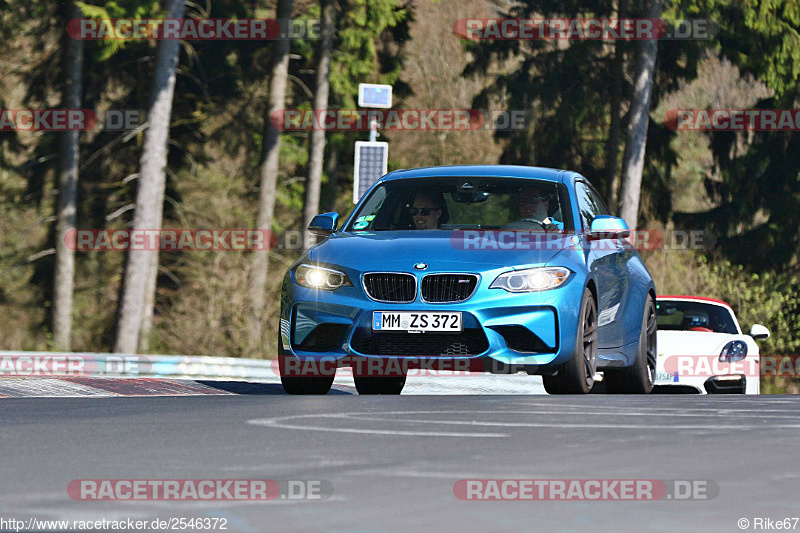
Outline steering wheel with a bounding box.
[689,326,713,332]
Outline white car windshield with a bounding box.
[656,300,739,334]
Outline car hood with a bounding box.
[657,330,755,355]
[307,230,574,270]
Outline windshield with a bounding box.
[656,300,739,334]
[345,177,573,232]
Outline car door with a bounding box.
[588,183,632,345]
[575,181,627,348]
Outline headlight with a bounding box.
[295,264,352,291]
[719,340,748,362]
[490,267,571,293]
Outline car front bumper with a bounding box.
[279,270,586,373]
[654,370,759,394]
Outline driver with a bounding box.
[410,191,445,230]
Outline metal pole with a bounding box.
[369,118,378,143]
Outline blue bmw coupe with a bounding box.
[279,165,657,395]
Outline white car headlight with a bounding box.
[719,340,748,362]
[295,264,352,291]
[490,267,571,293]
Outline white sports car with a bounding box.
[654,295,770,394]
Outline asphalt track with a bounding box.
[2,382,800,532]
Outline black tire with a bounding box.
[605,296,656,394]
[354,375,406,395]
[281,374,335,395]
[541,374,564,394]
[278,345,335,395]
[543,287,598,394]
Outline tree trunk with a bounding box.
[605,0,627,213]
[322,144,339,212]
[302,0,336,249]
[137,243,159,352]
[248,0,294,348]
[114,0,185,354]
[618,0,662,230]
[52,4,83,352]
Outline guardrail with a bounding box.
[0,351,555,394]
[0,351,278,381]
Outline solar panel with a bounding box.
[353,141,388,204]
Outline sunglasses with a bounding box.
[410,207,441,216]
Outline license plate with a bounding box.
[372,311,462,332]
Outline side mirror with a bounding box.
[750,323,770,341]
[308,212,339,236]
[589,215,630,240]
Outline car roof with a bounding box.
[657,295,733,309]
[380,165,568,183]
